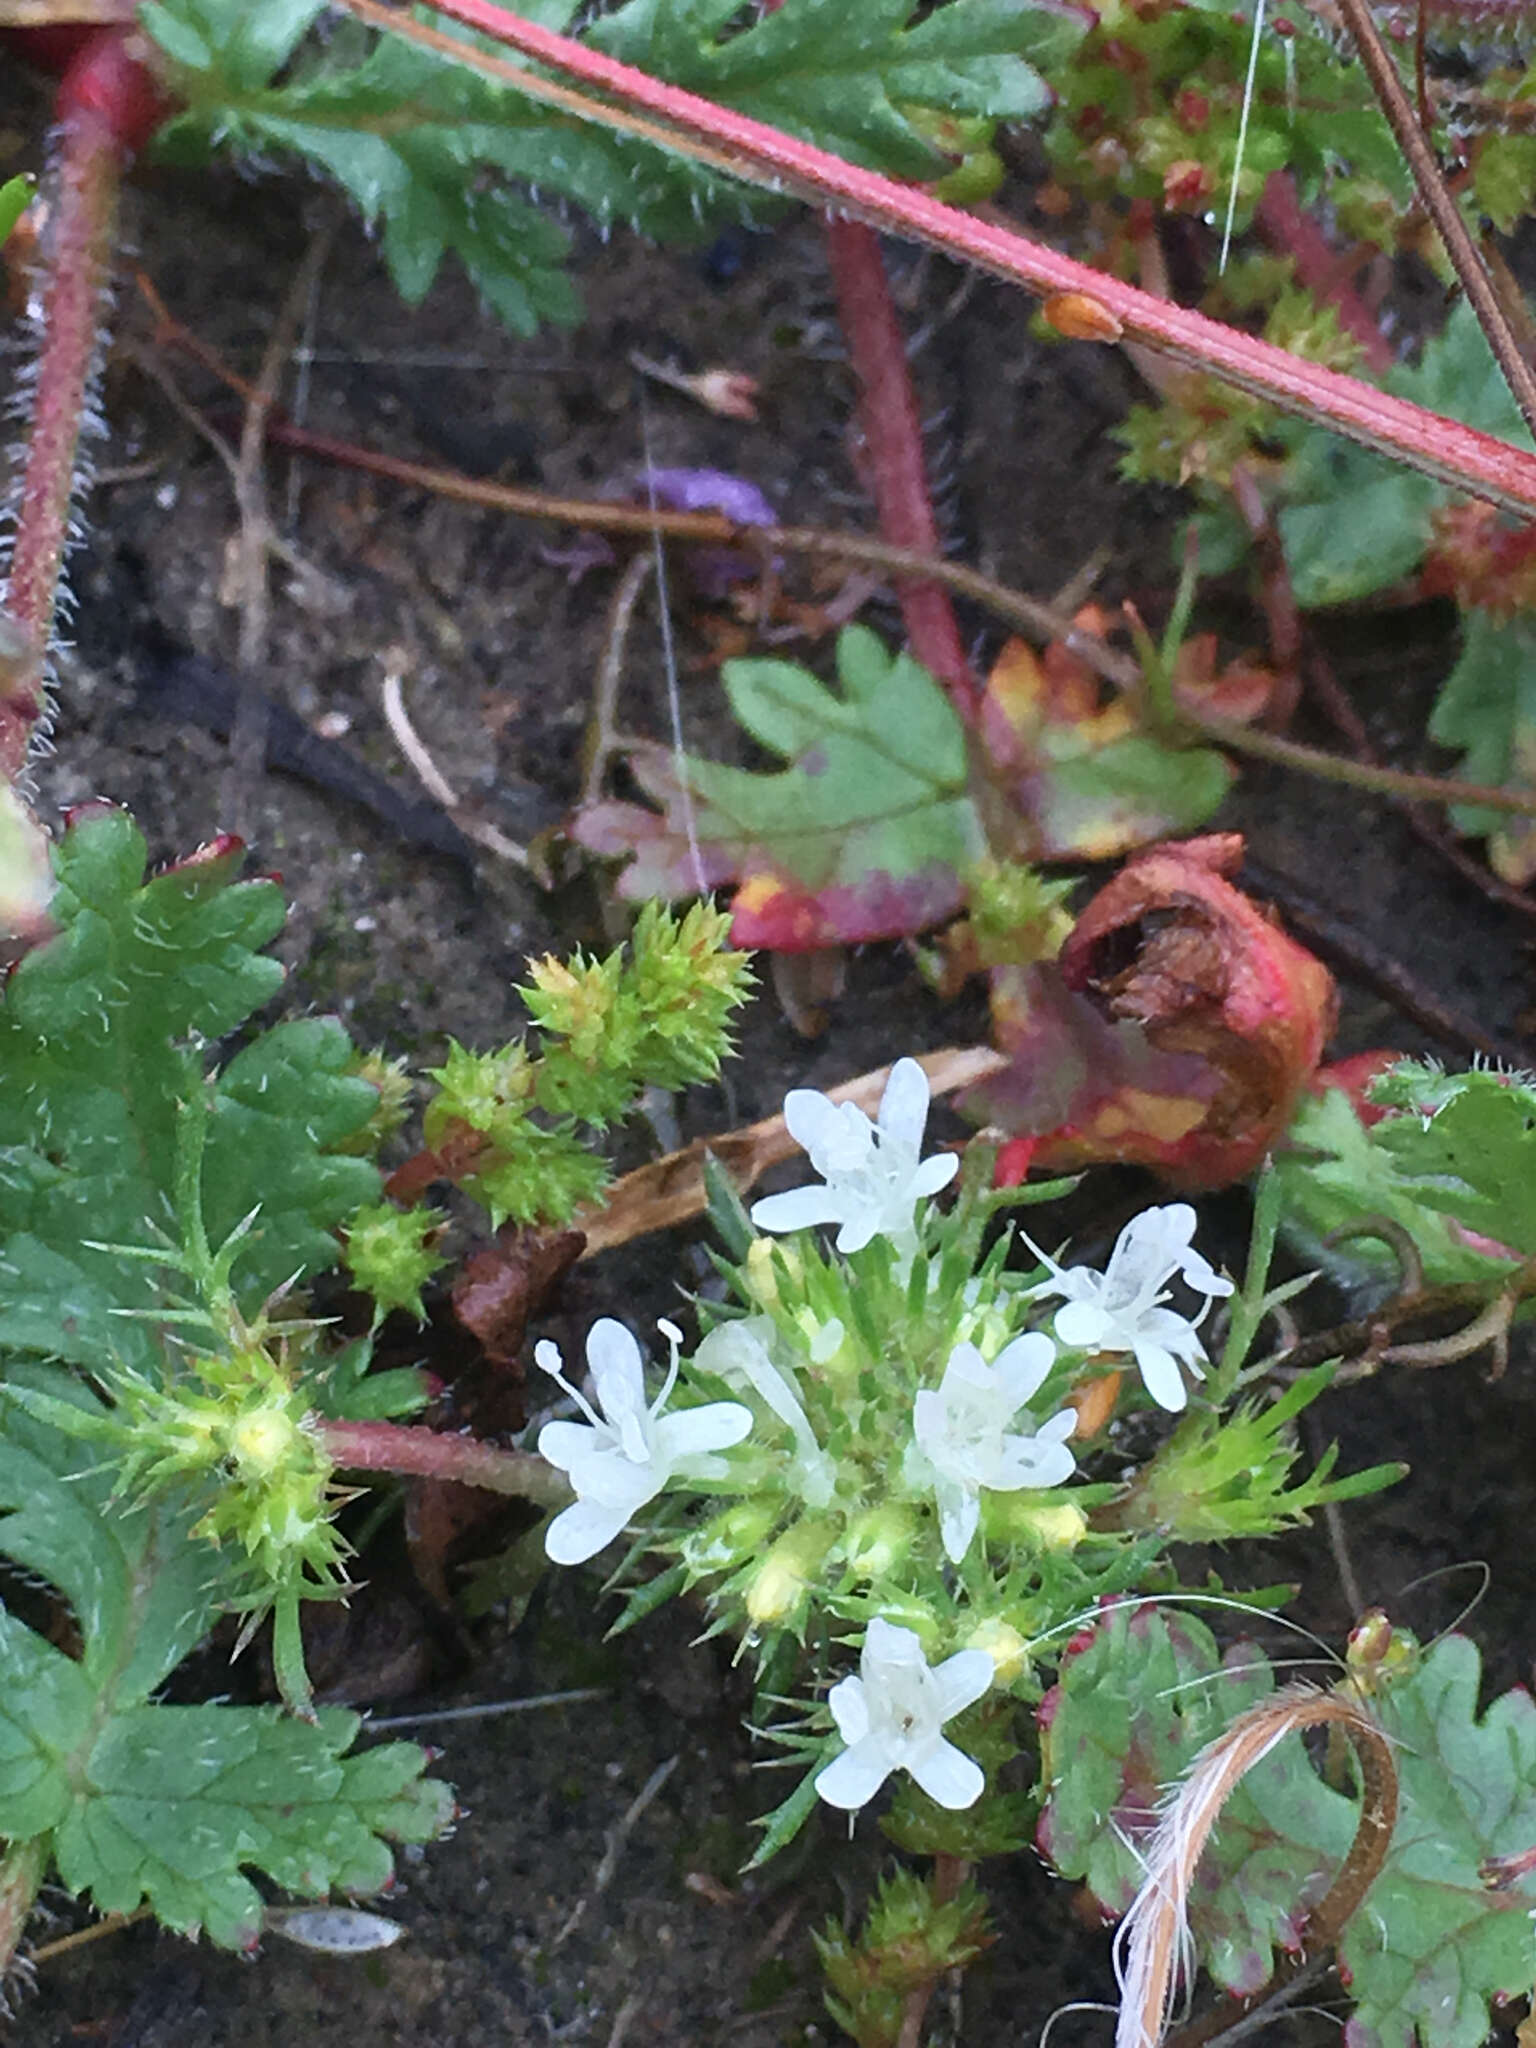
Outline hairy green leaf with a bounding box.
[142,0,1081,336]
[1276,1060,1534,1286]
[1277,305,1534,608]
[0,813,378,1375]
[590,0,1076,168]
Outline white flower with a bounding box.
[1029,1203,1234,1413]
[750,1057,958,1254]
[814,1617,993,1812]
[911,1335,1077,1563]
[535,1318,752,1564]
[692,1316,836,1508]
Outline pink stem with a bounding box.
[1,29,165,784]
[1253,171,1394,376]
[825,217,978,715]
[318,1417,571,1506]
[375,0,1536,517]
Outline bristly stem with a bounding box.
[1329,0,1536,440]
[318,1417,572,1507]
[329,0,1536,518]
[824,218,979,716]
[0,28,164,785]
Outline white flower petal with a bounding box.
[1053,1300,1111,1351]
[749,1186,847,1235]
[544,1496,633,1565]
[585,1318,647,1421]
[992,1331,1056,1407]
[536,1418,605,1473]
[936,1479,980,1564]
[878,1057,932,1150]
[826,1672,871,1745]
[815,1738,894,1811]
[863,1615,924,1676]
[1134,1340,1189,1412]
[934,1648,995,1719]
[911,1151,960,1198]
[782,1087,845,1155]
[996,1432,1077,1490]
[834,1210,883,1255]
[655,1400,753,1461]
[1139,1304,1208,1366]
[908,1736,985,1810]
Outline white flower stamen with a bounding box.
[814,1617,994,1812]
[911,1335,1077,1563]
[751,1057,958,1255]
[1027,1203,1234,1413]
[535,1319,752,1564]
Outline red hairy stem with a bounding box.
[0,27,166,785]
[332,0,1536,518]
[824,217,978,714]
[1253,172,1394,376]
[318,1417,571,1506]
[0,1838,46,1980]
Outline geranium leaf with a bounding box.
[979,636,1232,857]
[1276,1061,1534,1284]
[572,626,985,947]
[1038,1604,1536,2047]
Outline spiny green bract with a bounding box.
[1102,1364,1403,1540]
[426,902,752,1227]
[140,0,1081,338]
[343,1200,447,1323]
[0,1363,450,1949]
[816,1866,993,2045]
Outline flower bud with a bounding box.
[990,1496,1088,1550]
[841,1502,917,1579]
[963,1619,1031,1687]
[744,1518,834,1625]
[684,1497,780,1576]
[745,1235,784,1307]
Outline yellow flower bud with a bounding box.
[963,1619,1031,1687]
[226,1405,300,1480]
[745,1519,833,1624]
[841,1502,916,1579]
[1022,1501,1088,1551]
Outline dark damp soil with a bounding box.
[4,50,1536,2048]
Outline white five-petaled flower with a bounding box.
[750,1056,958,1255]
[814,1617,994,1813]
[911,1335,1077,1563]
[1029,1203,1234,1413]
[535,1318,752,1565]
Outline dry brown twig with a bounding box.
[573,1044,1007,1256]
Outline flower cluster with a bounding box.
[527,1057,1237,1821]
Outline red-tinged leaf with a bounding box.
[972,835,1336,1189]
[727,861,966,948]
[569,626,983,948]
[978,627,1234,859]
[963,959,1219,1141]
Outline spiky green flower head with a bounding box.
[108,1316,351,1602]
[343,1200,446,1323]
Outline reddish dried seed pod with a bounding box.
[1042,291,1125,342]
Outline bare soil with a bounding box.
[3,59,1535,2048]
